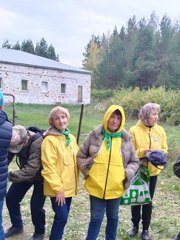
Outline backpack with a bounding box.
[26,127,45,158]
[173,156,180,178]
[27,126,45,135]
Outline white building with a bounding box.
[0,48,91,105]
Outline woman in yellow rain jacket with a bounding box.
[77,104,139,240]
[128,103,168,240]
[41,106,79,240]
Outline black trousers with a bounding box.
[6,181,46,234]
[131,176,158,230]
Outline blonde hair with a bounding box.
[48,106,70,126]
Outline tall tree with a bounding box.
[83,35,102,88]
[159,15,174,54]
[97,27,126,88]
[2,40,12,49]
[131,17,157,88]
[1,38,59,61]
[125,15,138,69]
[35,38,48,58]
[119,26,126,41]
[12,41,21,50]
[21,39,35,54]
[165,30,180,88]
[47,44,59,61]
[83,35,101,69]
[148,11,159,32]
[155,15,176,88]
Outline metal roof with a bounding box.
[0,48,91,74]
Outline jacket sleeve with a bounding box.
[8,138,43,183]
[159,126,168,154]
[124,141,139,181]
[77,133,95,178]
[41,137,65,194]
[129,127,146,158]
[122,134,140,189]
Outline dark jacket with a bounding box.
[0,111,12,200]
[8,132,44,183]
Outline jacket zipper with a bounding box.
[103,137,112,199]
[148,128,151,149]
[73,151,78,195]
[147,128,151,169]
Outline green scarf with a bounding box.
[102,128,122,150]
[54,128,72,146]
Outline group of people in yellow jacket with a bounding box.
[40,102,168,240]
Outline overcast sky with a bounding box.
[0,0,180,67]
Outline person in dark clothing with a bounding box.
[173,230,180,239]
[0,90,4,110]
[0,110,12,240]
[5,125,46,240]
[173,156,180,240]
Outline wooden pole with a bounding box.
[76,104,84,145]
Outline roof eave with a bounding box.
[0,60,92,75]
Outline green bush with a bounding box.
[110,87,180,125]
[91,88,114,101]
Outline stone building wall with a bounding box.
[0,63,91,105]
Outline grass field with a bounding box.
[3,103,180,240]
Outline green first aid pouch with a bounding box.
[121,165,152,205]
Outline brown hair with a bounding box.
[113,109,122,117]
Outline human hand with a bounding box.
[8,171,19,182]
[145,149,152,153]
[55,191,65,206]
[8,171,13,181]
[139,157,148,165]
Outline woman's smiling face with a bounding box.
[52,111,68,131]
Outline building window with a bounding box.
[61,83,66,93]
[78,86,83,102]
[42,81,48,93]
[21,80,28,90]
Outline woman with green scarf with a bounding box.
[77,104,139,240]
[41,106,79,240]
